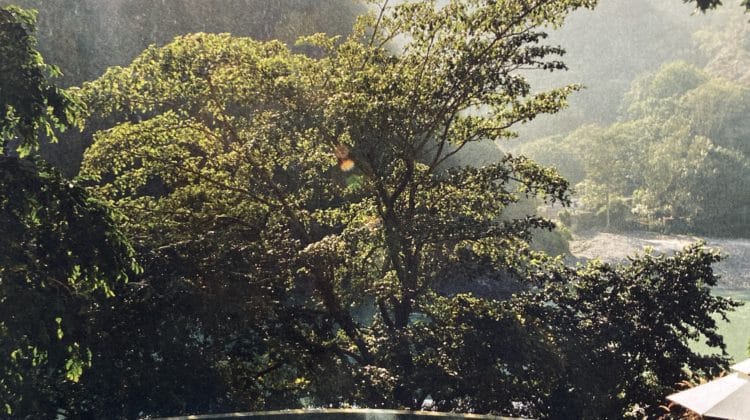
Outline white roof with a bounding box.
[667,373,750,419]
[731,358,750,375]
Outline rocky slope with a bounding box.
[569,231,750,289]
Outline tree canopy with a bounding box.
[1,1,742,418]
[0,6,78,156]
[70,0,738,417]
[78,0,585,412]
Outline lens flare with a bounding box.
[340,158,355,172]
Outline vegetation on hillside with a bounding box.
[522,61,750,236]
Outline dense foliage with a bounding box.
[0,6,138,416]
[527,244,738,417]
[1,1,743,418]
[0,0,365,177]
[0,6,78,156]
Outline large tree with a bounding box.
[77,1,585,415]
[75,1,739,418]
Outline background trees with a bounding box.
[521,60,750,235]
[0,0,364,87]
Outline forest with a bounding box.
[1,0,749,419]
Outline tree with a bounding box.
[0,6,138,417]
[0,6,77,156]
[636,132,750,235]
[74,1,740,417]
[684,0,750,12]
[78,1,588,416]
[622,61,708,121]
[525,244,739,418]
